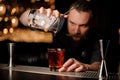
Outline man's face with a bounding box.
[67,9,91,41]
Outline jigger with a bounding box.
[8,42,14,68]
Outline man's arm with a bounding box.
[85,62,101,71]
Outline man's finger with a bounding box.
[62,58,75,68]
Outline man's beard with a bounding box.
[66,33,86,42]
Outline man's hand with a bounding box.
[58,58,101,72]
[39,7,68,18]
[39,7,60,18]
[58,58,89,72]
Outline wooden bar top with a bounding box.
[0,64,119,80]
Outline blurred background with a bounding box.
[0,0,119,73]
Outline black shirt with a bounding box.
[51,20,101,64]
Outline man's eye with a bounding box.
[70,21,75,25]
[79,24,88,27]
[71,22,74,25]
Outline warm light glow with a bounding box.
[0,5,3,11]
[48,0,55,9]
[31,0,35,3]
[9,27,14,33]
[19,6,24,13]
[49,0,54,4]
[11,16,18,27]
[4,17,9,22]
[3,28,8,34]
[0,0,2,2]
[11,8,16,15]
[12,18,16,23]
[0,17,3,21]
[44,0,49,2]
[50,5,55,9]
[0,4,6,16]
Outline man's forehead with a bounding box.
[68,19,89,27]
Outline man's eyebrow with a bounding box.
[69,20,88,26]
[69,20,74,24]
[79,24,88,26]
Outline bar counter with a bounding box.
[0,64,119,80]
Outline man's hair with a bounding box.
[69,0,96,27]
[70,0,92,12]
[70,0,94,17]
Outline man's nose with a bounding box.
[74,26,81,34]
